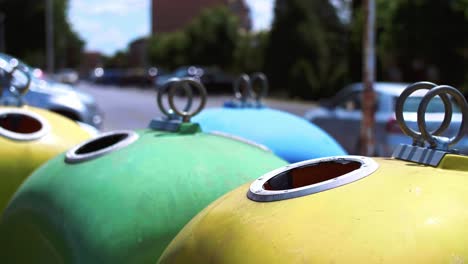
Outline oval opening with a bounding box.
[65,130,139,164]
[75,133,128,154]
[0,109,50,141]
[248,156,379,202]
[264,161,361,191]
[0,113,43,134]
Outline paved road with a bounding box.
[78,82,317,132]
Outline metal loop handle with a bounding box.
[157,77,193,118]
[233,74,252,103]
[417,85,468,149]
[395,81,452,146]
[250,72,269,102]
[168,78,207,122]
[0,58,31,106]
[9,64,32,98]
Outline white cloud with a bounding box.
[70,0,149,16]
[68,0,274,55]
[68,0,149,55]
[86,28,129,54]
[80,23,150,55]
[246,0,274,31]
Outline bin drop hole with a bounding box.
[0,113,43,134]
[264,161,362,191]
[75,133,129,154]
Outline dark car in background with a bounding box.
[304,82,468,156]
[154,66,203,89]
[0,53,103,130]
[154,66,235,92]
[90,67,161,87]
[198,67,235,93]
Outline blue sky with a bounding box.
[68,0,274,55]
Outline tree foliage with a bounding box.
[103,50,128,68]
[350,0,468,90]
[185,6,239,69]
[232,31,269,74]
[148,31,189,70]
[148,6,239,70]
[386,0,468,87]
[265,0,348,99]
[0,0,84,69]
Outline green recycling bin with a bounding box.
[0,78,287,263]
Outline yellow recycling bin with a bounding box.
[158,82,468,263]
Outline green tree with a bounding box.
[103,50,128,68]
[378,0,468,87]
[184,6,239,69]
[265,0,348,99]
[148,6,239,70]
[0,0,84,69]
[350,0,468,89]
[148,31,188,70]
[233,30,269,73]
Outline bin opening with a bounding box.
[76,133,128,154]
[65,130,139,164]
[248,156,379,202]
[0,113,43,134]
[264,161,361,191]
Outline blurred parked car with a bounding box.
[54,68,79,84]
[304,82,468,156]
[199,67,235,92]
[0,53,103,130]
[90,68,126,85]
[154,66,234,92]
[90,67,163,87]
[121,67,159,87]
[154,66,203,89]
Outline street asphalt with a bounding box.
[77,82,317,132]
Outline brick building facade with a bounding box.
[151,0,251,34]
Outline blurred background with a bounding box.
[1,0,467,94]
[0,0,467,152]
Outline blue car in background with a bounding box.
[0,53,103,131]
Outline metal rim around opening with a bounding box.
[0,108,50,141]
[65,130,139,164]
[247,156,379,202]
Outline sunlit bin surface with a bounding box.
[158,81,468,264]
[0,106,92,214]
[194,107,347,163]
[157,154,468,263]
[194,73,346,163]
[0,79,287,263]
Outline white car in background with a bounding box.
[305,82,468,156]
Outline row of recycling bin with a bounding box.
[0,65,346,263]
[2,60,468,263]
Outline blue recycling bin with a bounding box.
[193,73,346,163]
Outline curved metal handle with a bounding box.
[417,85,468,149]
[0,58,32,106]
[250,72,269,103]
[233,74,252,104]
[168,78,207,122]
[157,77,193,118]
[395,81,452,146]
[9,64,32,98]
